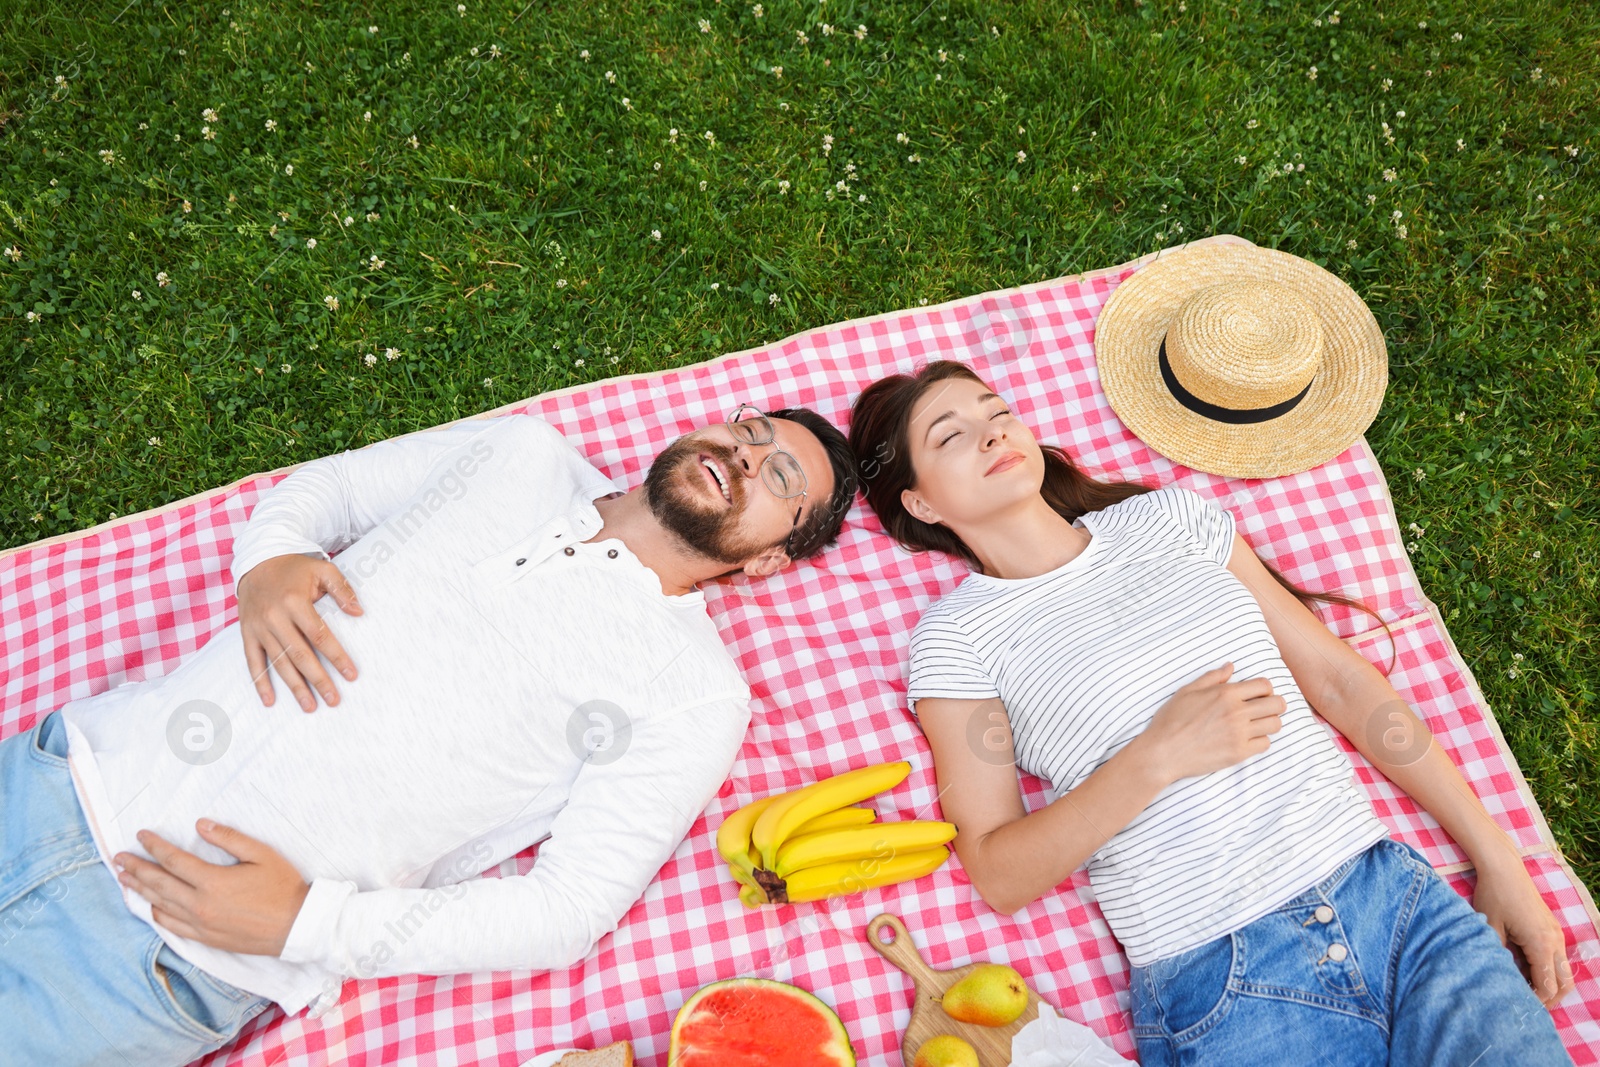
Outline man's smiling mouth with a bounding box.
[697,453,732,504]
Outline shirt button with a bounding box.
[1315,905,1334,924]
[515,558,526,566]
[564,546,575,556]
[1327,943,1349,963]
[607,548,618,558]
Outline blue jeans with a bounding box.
[1129,835,1573,1066]
[0,710,275,1066]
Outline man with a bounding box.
[1,404,856,1065]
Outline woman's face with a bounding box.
[900,376,1041,530]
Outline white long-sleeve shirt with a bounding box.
[58,413,752,1017]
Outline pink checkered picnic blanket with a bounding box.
[5,234,1597,1065]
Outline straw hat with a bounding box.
[1095,240,1387,478]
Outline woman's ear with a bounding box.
[901,486,939,525]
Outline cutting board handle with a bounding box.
[867,913,945,993]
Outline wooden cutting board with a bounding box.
[866,913,1042,1067]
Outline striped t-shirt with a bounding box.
[906,486,1390,967]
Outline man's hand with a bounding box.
[113,821,311,957]
[237,553,363,711]
[1471,851,1577,1009]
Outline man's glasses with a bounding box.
[726,404,809,556]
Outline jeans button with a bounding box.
[1327,942,1349,963]
[1315,905,1334,924]
[564,546,575,556]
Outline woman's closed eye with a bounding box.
[940,408,1011,447]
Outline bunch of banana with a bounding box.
[716,761,956,906]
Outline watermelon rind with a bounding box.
[668,976,855,1066]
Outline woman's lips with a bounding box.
[986,451,1024,476]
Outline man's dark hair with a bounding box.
[766,407,859,562]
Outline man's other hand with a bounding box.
[114,820,311,958]
[237,554,363,712]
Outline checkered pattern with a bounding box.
[4,236,1596,1065]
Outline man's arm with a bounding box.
[230,416,513,710]
[230,416,511,594]
[278,694,751,978]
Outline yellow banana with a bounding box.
[793,805,877,837]
[781,845,951,904]
[751,761,911,872]
[739,883,767,909]
[716,795,775,880]
[773,820,957,880]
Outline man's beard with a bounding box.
[643,435,777,566]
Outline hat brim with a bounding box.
[1095,238,1388,478]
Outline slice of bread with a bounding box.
[555,1041,633,1067]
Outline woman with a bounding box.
[848,359,1574,1065]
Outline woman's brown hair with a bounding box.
[848,360,1394,673]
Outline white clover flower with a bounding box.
[489,44,500,58]
[265,118,278,131]
[98,149,115,164]
[25,310,38,322]
[368,255,385,269]
[1297,162,1305,171]
[991,25,999,35]
[605,69,616,82]
[278,210,290,220]
[1246,118,1259,129]
[855,24,867,39]
[621,97,632,110]
[1383,168,1397,181]
[704,130,715,145]
[1366,193,1377,205]
[1348,239,1358,249]
[575,358,585,366]
[556,278,567,288]
[343,215,354,227]
[822,133,834,155]
[651,228,662,240]
[908,153,922,163]
[1532,550,1541,559]
[366,211,380,222]
[306,237,317,248]
[483,377,493,387]
[796,30,809,44]
[897,132,909,144]
[653,161,661,171]
[364,111,372,122]
[778,180,790,194]
[771,66,782,78]
[710,281,720,290]
[669,128,679,142]
[385,347,400,360]
[1307,66,1318,80]
[939,49,948,62]
[369,24,378,33]
[1452,31,1462,41]
[285,163,294,174]
[408,134,420,148]
[200,127,214,144]
[699,18,711,32]
[132,289,142,299]
[752,3,763,15]
[835,179,847,191]
[457,3,465,13]
[156,271,169,287]
[1283,163,1294,173]
[1071,183,1080,191]
[55,74,66,86]
[1566,145,1579,157]
[202,107,219,122]
[1417,20,1427,28]
[1329,10,1341,23]
[1530,67,1542,81]
[821,22,833,35]
[471,47,479,56]
[1392,209,1404,221]
[324,295,339,310]
[1381,78,1393,91]
[269,224,278,236]
[1015,149,1026,163]
[364,352,377,366]
[282,363,293,373]
[1236,155,1247,164]
[768,292,779,305]
[699,179,708,190]
[1395,224,1408,238]
[182,199,193,212]
[148,435,161,446]
[1395,109,1406,118]
[1413,468,1425,481]
[579,49,590,61]
[138,122,148,129]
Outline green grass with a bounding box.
[2,1,1595,890]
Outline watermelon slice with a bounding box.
[668,977,855,1066]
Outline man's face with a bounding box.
[643,416,833,567]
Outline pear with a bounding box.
[912,1034,980,1067]
[938,963,1029,1027]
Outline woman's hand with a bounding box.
[1140,662,1288,783]
[1470,852,1576,1008]
[113,820,311,957]
[237,553,363,711]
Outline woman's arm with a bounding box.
[1225,532,1576,1007]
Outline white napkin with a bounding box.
[1010,1002,1129,1066]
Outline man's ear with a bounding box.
[740,544,792,579]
